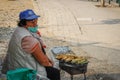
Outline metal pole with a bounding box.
[70,75,73,80]
[83,73,86,80]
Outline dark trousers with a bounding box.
[45,67,60,80]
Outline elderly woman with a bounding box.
[2,9,60,80]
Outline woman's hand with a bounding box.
[48,60,54,67]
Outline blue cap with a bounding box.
[19,9,40,20]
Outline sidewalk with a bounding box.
[33,0,120,80]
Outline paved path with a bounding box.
[35,0,120,45]
[33,0,120,79]
[34,0,81,41]
[34,0,120,63]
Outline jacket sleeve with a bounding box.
[21,36,52,67]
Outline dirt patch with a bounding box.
[0,0,34,56]
[0,0,34,28]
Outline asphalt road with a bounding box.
[36,0,120,66]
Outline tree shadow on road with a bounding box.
[0,27,15,41]
[101,19,120,24]
[88,73,120,80]
[77,0,98,2]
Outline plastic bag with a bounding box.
[7,68,37,80]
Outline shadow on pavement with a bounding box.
[101,19,120,24]
[77,0,98,2]
[92,73,120,80]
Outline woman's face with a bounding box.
[26,19,38,27]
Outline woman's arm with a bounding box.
[21,36,53,67]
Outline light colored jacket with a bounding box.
[2,27,47,77]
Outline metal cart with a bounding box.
[59,61,88,80]
[51,46,88,80]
